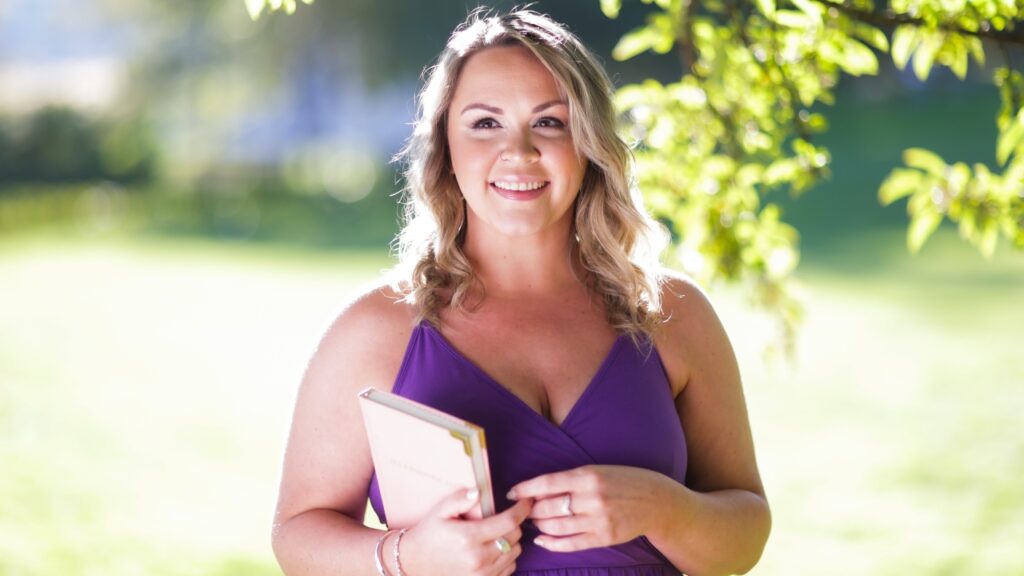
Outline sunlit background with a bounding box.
[1,1,1022,575]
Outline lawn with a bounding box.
[0,226,1021,575]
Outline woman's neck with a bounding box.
[461,220,585,300]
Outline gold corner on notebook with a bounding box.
[449,430,472,457]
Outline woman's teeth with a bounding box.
[492,181,546,191]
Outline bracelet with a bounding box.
[393,528,409,576]
[374,529,398,576]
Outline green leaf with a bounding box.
[649,13,677,54]
[245,0,266,20]
[891,25,917,70]
[764,158,800,185]
[600,0,622,19]
[879,168,924,204]
[912,32,943,82]
[979,222,999,259]
[737,164,765,188]
[903,147,947,176]
[967,36,985,67]
[996,108,1024,166]
[949,42,969,80]
[839,38,878,76]
[774,10,814,29]
[947,162,970,196]
[613,26,660,61]
[804,112,828,132]
[755,0,776,17]
[853,23,889,52]
[908,210,942,253]
[613,15,676,62]
[791,0,824,21]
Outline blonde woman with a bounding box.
[272,9,770,576]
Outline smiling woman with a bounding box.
[271,8,770,576]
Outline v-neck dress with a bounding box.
[367,320,688,575]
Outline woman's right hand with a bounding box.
[398,488,534,576]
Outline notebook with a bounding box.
[357,386,495,528]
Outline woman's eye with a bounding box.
[536,117,566,128]
[471,118,499,129]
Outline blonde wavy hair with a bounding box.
[391,8,668,341]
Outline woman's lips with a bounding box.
[490,181,549,201]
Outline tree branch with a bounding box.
[813,0,1024,46]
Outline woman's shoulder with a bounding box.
[656,268,717,329]
[310,277,419,385]
[653,268,736,396]
[332,277,418,332]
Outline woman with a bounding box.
[272,9,770,576]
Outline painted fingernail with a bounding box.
[466,488,479,500]
[506,489,517,500]
[534,537,546,547]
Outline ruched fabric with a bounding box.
[367,321,688,575]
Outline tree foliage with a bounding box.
[602,0,1024,356]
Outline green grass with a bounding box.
[1,227,1022,575]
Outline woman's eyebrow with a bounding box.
[459,99,567,115]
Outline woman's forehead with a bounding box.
[451,45,563,105]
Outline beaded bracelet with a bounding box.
[374,529,398,576]
[393,528,409,576]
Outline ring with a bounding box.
[494,537,512,554]
[559,493,573,517]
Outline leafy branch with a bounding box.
[603,0,1024,358]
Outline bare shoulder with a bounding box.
[653,269,739,399]
[314,278,418,390]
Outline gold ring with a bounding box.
[494,537,512,554]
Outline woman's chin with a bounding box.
[480,217,560,239]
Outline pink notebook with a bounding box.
[357,387,495,528]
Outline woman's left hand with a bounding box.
[505,465,678,552]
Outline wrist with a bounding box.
[647,473,695,541]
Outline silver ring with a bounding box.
[559,493,573,517]
[494,537,512,554]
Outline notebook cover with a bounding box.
[357,387,495,528]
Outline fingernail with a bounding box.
[506,489,517,500]
[466,488,479,501]
[534,537,546,547]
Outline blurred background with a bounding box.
[1,0,1022,574]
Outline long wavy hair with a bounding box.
[391,8,668,341]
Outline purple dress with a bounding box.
[368,321,688,575]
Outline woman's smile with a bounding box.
[490,179,550,201]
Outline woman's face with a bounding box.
[446,44,587,240]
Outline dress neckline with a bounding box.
[418,320,627,431]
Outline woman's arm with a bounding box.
[271,285,414,575]
[645,275,771,576]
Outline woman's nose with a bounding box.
[500,130,539,163]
